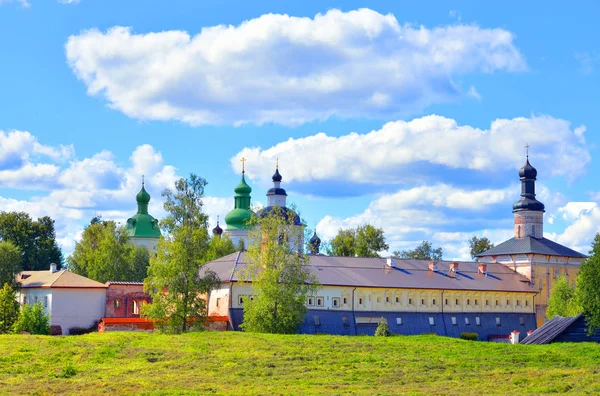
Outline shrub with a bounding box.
[375,319,391,337]
[0,283,19,333]
[13,302,50,335]
[460,332,478,341]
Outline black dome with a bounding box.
[257,206,302,225]
[519,159,537,179]
[309,231,321,245]
[212,223,223,236]
[513,198,545,212]
[272,168,282,182]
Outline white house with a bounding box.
[17,264,107,335]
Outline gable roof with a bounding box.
[476,236,585,258]
[520,314,583,344]
[204,252,537,294]
[18,270,107,289]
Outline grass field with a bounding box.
[1,332,599,395]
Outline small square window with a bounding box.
[516,300,521,306]
[395,296,400,303]
[408,298,412,305]
[332,297,340,308]
[467,299,470,305]
[114,299,121,309]
[496,317,501,326]
[343,297,348,305]
[358,297,363,305]
[475,317,481,326]
[495,300,499,306]
[316,297,324,307]
[519,317,525,326]
[396,317,403,325]
[432,299,436,305]
[307,297,314,306]
[342,316,349,327]
[474,299,478,306]
[132,300,139,315]
[239,296,245,305]
[428,317,435,326]
[506,299,510,306]
[385,296,389,303]
[525,300,529,307]
[465,317,470,325]
[249,295,254,301]
[451,317,457,325]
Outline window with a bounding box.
[23,295,27,305]
[525,300,529,307]
[516,300,521,307]
[332,298,340,308]
[313,316,321,327]
[485,300,489,306]
[396,317,403,325]
[132,300,139,315]
[467,299,470,306]
[451,317,457,325]
[408,298,412,305]
[385,296,390,303]
[474,299,478,306]
[343,297,348,305]
[428,317,435,326]
[238,295,245,305]
[316,297,324,307]
[395,296,400,303]
[358,297,363,305]
[432,299,436,306]
[519,317,525,326]
[342,316,349,327]
[421,298,425,305]
[455,299,459,305]
[506,299,510,306]
[475,317,481,326]
[445,299,448,306]
[114,299,121,309]
[307,297,314,306]
[249,295,254,302]
[495,300,499,306]
[465,317,470,325]
[216,298,221,308]
[34,296,38,304]
[377,296,381,303]
[496,317,501,327]
[43,296,48,309]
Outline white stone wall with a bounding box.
[51,288,107,335]
[224,229,249,249]
[208,286,230,317]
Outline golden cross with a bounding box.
[525,143,530,158]
[276,157,279,169]
[241,157,246,173]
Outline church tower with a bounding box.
[513,154,545,239]
[224,161,254,248]
[125,178,161,251]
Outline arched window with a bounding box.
[517,225,521,238]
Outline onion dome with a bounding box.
[272,167,282,183]
[212,217,223,237]
[125,179,161,239]
[136,184,151,205]
[225,172,254,231]
[518,158,538,179]
[234,173,252,195]
[308,231,321,254]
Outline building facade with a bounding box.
[205,253,538,339]
[477,157,585,326]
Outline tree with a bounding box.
[328,225,388,258]
[546,276,581,319]
[206,235,236,261]
[13,302,50,335]
[393,241,443,261]
[375,319,391,337]
[0,284,19,333]
[468,236,495,259]
[68,219,150,283]
[142,174,220,333]
[241,206,319,334]
[0,241,21,288]
[576,233,600,334]
[0,212,63,271]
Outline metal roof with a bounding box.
[476,236,586,258]
[204,253,537,293]
[106,281,145,286]
[18,270,107,289]
[520,314,583,344]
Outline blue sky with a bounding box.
[1,0,599,259]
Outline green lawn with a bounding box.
[0,332,599,395]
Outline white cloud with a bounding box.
[58,0,79,4]
[234,114,589,185]
[65,8,526,126]
[0,0,31,7]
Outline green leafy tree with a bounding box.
[142,174,220,333]
[328,225,388,258]
[13,302,50,335]
[0,212,62,271]
[0,241,21,288]
[0,283,19,333]
[241,206,320,334]
[576,233,600,334]
[393,241,443,261]
[375,319,391,337]
[206,235,236,261]
[468,236,495,259]
[546,276,581,319]
[68,219,150,283]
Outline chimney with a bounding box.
[510,330,520,344]
[450,262,459,272]
[428,261,437,272]
[50,263,58,273]
[478,263,487,274]
[386,258,396,268]
[526,330,534,337]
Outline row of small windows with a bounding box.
[22,295,49,308]
[113,299,142,314]
[311,316,527,327]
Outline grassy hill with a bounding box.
[0,332,599,395]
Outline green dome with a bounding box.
[225,172,254,231]
[136,185,151,204]
[125,181,161,239]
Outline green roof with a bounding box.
[225,173,254,231]
[125,183,161,239]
